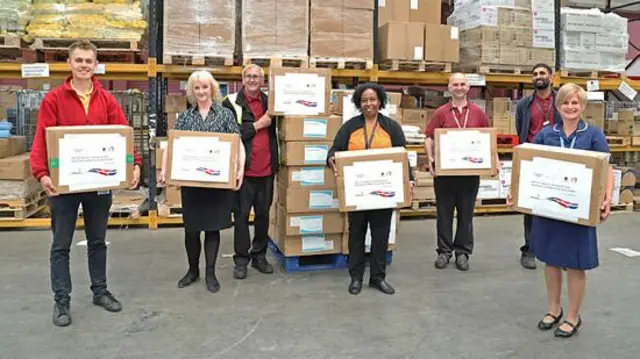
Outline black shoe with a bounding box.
[177,270,200,288]
[206,273,220,293]
[434,253,450,269]
[369,279,395,295]
[538,308,563,330]
[520,253,537,270]
[251,258,274,274]
[233,265,248,280]
[348,279,362,295]
[455,254,470,271]
[93,291,122,312]
[554,317,582,338]
[53,302,71,327]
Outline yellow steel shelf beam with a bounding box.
[0,63,150,80]
[406,144,640,154]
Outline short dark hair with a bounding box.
[532,63,553,74]
[352,82,387,111]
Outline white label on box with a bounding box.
[378,0,386,7]
[304,145,328,164]
[290,216,301,227]
[21,63,50,78]
[533,10,555,30]
[301,235,327,253]
[332,198,340,208]
[388,104,398,116]
[309,190,334,209]
[159,141,168,150]
[611,169,621,206]
[450,26,459,40]
[94,64,106,75]
[410,0,418,9]
[408,151,418,168]
[439,131,492,170]
[343,160,405,210]
[303,119,328,138]
[274,73,326,115]
[299,215,323,234]
[518,157,593,223]
[533,29,555,49]
[618,81,638,101]
[465,74,486,87]
[299,167,325,186]
[58,134,127,190]
[170,137,232,183]
[478,179,501,199]
[587,80,600,92]
[586,92,605,101]
[180,81,187,90]
[413,46,423,60]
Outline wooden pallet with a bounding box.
[560,70,624,79]
[31,38,138,51]
[411,199,437,210]
[611,203,634,214]
[309,57,372,70]
[477,198,508,207]
[0,35,35,62]
[0,35,23,48]
[379,60,450,72]
[158,204,183,218]
[457,64,526,75]
[243,56,308,68]
[163,54,233,67]
[606,136,631,147]
[0,190,47,208]
[0,193,48,220]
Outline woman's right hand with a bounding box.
[159,169,166,185]
[328,156,337,176]
[506,193,514,207]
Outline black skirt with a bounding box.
[180,186,236,232]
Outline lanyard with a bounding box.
[534,95,553,125]
[363,121,378,149]
[451,107,469,129]
[560,136,576,149]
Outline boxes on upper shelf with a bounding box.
[434,128,498,176]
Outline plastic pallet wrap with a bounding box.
[310,1,373,59]
[164,0,234,57]
[560,7,628,73]
[242,0,308,58]
[0,0,32,36]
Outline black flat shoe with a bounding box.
[206,273,220,293]
[369,279,395,295]
[348,279,362,295]
[177,271,200,288]
[538,308,563,330]
[554,317,582,338]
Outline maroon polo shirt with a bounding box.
[244,88,272,177]
[425,100,490,138]
[528,94,555,143]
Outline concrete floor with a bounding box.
[1,213,639,359]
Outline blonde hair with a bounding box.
[68,40,97,59]
[555,83,587,109]
[186,70,221,105]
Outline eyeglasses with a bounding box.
[244,74,262,80]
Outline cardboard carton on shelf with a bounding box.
[276,204,344,236]
[277,185,340,213]
[278,115,342,142]
[280,142,332,166]
[434,128,498,176]
[268,67,332,117]
[278,166,337,189]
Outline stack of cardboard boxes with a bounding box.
[0,90,18,122]
[331,89,403,124]
[0,136,42,214]
[583,101,605,130]
[612,167,636,206]
[412,170,435,203]
[310,0,374,59]
[268,68,344,257]
[487,98,516,135]
[605,108,638,137]
[242,0,309,59]
[378,0,459,64]
[159,94,188,210]
[450,0,556,69]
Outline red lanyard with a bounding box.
[535,95,554,125]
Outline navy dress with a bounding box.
[529,120,610,270]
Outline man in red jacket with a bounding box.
[30,40,142,327]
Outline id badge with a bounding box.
[97,190,111,196]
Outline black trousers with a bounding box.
[434,176,480,257]
[521,214,533,254]
[233,175,274,266]
[184,230,220,274]
[49,191,112,304]
[347,209,393,281]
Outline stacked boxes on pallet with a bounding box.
[268,68,344,257]
[242,0,308,60]
[612,167,636,206]
[159,94,188,211]
[487,98,516,135]
[450,0,556,70]
[310,0,373,59]
[560,8,628,73]
[412,170,435,203]
[0,136,44,219]
[163,0,234,63]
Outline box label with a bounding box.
[294,167,326,186]
[304,145,329,164]
[302,235,334,253]
[295,215,324,234]
[274,73,327,115]
[303,118,328,138]
[343,160,405,210]
[170,136,232,183]
[309,190,335,209]
[439,130,492,170]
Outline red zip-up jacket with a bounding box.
[30,76,143,180]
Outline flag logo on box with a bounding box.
[369,190,396,198]
[462,156,484,164]
[88,168,117,176]
[196,167,221,176]
[296,100,318,108]
[546,197,579,210]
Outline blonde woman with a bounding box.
[508,83,613,338]
[160,71,246,293]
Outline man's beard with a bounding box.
[534,79,550,90]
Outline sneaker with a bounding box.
[251,258,274,274]
[455,254,470,271]
[93,291,122,312]
[233,265,248,280]
[53,302,71,327]
[434,253,451,269]
[520,253,537,270]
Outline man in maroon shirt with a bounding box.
[515,63,562,270]
[424,73,492,272]
[222,64,278,279]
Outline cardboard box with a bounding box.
[379,22,425,62]
[277,204,344,235]
[165,95,188,113]
[487,98,514,118]
[278,115,342,142]
[310,5,343,57]
[155,137,167,169]
[45,126,134,194]
[277,185,340,213]
[0,136,26,159]
[167,113,179,131]
[342,8,374,59]
[498,160,513,198]
[413,185,435,200]
[478,178,501,199]
[424,24,460,63]
[281,142,331,166]
[165,186,181,206]
[278,166,337,189]
[166,130,240,189]
[434,128,498,176]
[0,153,30,180]
[331,89,354,115]
[386,93,403,121]
[583,102,605,129]
[273,229,342,257]
[378,0,410,26]
[410,0,441,25]
[511,143,611,227]
[334,147,411,212]
[268,67,332,117]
